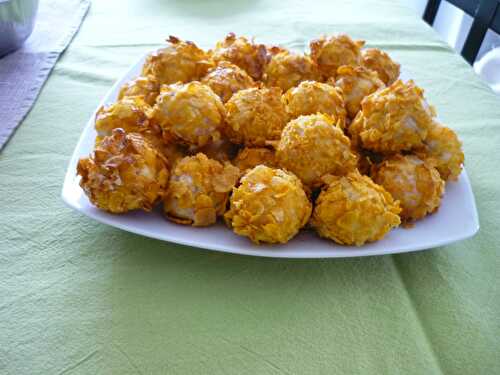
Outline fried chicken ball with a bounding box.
[200,61,256,103]
[283,81,347,129]
[263,49,321,92]
[333,65,385,119]
[310,171,401,246]
[164,153,240,226]
[118,75,160,106]
[211,33,268,80]
[349,80,435,153]
[233,147,277,173]
[310,34,365,78]
[372,154,444,222]
[225,165,311,244]
[415,123,464,181]
[77,129,169,213]
[94,98,180,167]
[150,81,225,147]
[224,87,288,146]
[276,114,358,187]
[362,48,400,85]
[95,97,153,138]
[142,36,212,85]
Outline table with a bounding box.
[1,0,499,373]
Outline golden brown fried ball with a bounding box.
[333,65,385,119]
[94,97,163,151]
[349,80,435,153]
[94,100,180,168]
[95,97,153,138]
[276,114,358,187]
[224,87,288,146]
[310,171,401,246]
[142,36,212,85]
[150,81,226,147]
[372,154,444,222]
[200,61,256,103]
[310,34,365,78]
[164,153,240,226]
[118,75,160,106]
[362,48,400,85]
[233,147,277,173]
[77,129,169,213]
[283,80,347,129]
[415,123,464,181]
[225,165,312,244]
[211,33,268,80]
[263,50,321,92]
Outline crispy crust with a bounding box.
[77,129,169,213]
[150,82,226,147]
[414,123,464,181]
[333,65,385,119]
[233,147,277,174]
[118,75,160,106]
[362,48,400,85]
[310,34,365,78]
[210,33,268,80]
[276,114,357,187]
[142,36,212,84]
[349,80,435,153]
[224,87,288,146]
[283,80,347,129]
[311,171,401,246]
[225,166,312,244]
[201,61,257,103]
[372,154,445,221]
[263,51,321,92]
[164,153,240,226]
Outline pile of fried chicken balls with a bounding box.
[77,33,464,247]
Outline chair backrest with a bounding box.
[424,0,500,64]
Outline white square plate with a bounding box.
[62,53,479,258]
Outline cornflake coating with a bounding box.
[150,82,226,147]
[224,87,288,146]
[283,81,347,129]
[276,114,357,187]
[310,34,365,78]
[142,36,212,85]
[372,154,444,222]
[225,165,312,244]
[211,33,268,80]
[415,123,464,181]
[362,48,400,85]
[94,97,162,148]
[263,50,321,92]
[200,61,256,103]
[311,172,401,246]
[188,138,239,162]
[164,153,240,226]
[77,129,169,213]
[349,80,435,153]
[334,65,385,119]
[118,75,160,106]
[233,147,277,173]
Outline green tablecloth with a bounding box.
[1,0,499,373]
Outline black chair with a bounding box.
[423,0,500,64]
